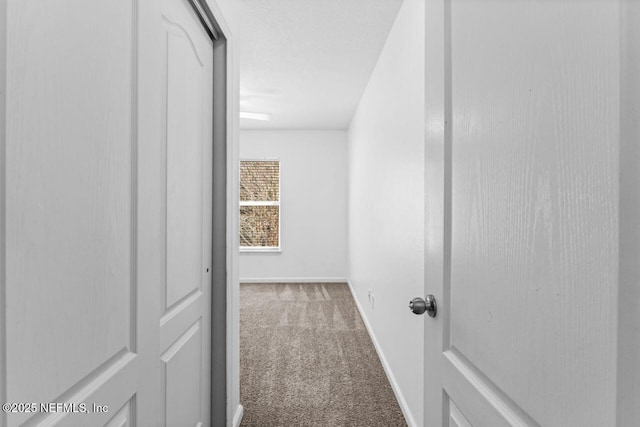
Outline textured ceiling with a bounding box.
[236,0,404,130]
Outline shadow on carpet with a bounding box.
[240,283,408,427]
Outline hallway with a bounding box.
[1,0,639,425]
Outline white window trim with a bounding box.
[239,201,279,207]
[239,158,281,253]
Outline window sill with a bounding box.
[239,247,282,254]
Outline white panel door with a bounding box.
[159,0,213,426]
[2,0,162,426]
[2,0,213,426]
[424,1,621,426]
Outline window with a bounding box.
[240,160,280,251]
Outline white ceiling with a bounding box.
[235,0,404,130]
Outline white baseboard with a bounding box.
[347,281,418,427]
[239,277,348,284]
[232,404,244,427]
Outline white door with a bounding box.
[1,0,213,425]
[423,1,625,426]
[159,0,213,425]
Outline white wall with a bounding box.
[347,0,425,425]
[239,130,348,282]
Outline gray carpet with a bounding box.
[240,283,408,427]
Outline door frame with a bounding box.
[183,1,233,425]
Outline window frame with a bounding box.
[239,158,282,253]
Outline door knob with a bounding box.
[409,295,437,317]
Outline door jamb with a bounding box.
[186,1,229,425]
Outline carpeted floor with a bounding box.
[240,283,408,427]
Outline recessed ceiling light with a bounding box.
[240,112,272,121]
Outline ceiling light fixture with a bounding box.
[240,112,272,121]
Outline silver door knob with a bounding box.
[409,295,437,317]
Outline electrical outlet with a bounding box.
[368,289,372,303]
[371,293,375,309]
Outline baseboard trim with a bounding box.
[232,404,244,427]
[347,281,418,427]
[239,277,348,284]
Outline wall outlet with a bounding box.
[370,293,375,309]
[367,289,372,302]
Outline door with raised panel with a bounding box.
[2,0,214,425]
[2,0,164,425]
[423,1,623,426]
[159,0,213,425]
